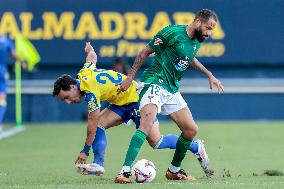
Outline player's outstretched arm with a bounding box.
[117,45,154,94]
[75,109,100,164]
[128,45,154,79]
[190,58,224,94]
[85,42,97,65]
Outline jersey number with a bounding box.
[95,72,123,84]
[150,85,160,96]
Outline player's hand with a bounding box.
[21,61,28,70]
[75,152,88,164]
[85,42,94,53]
[208,75,224,94]
[116,77,133,94]
[85,42,97,63]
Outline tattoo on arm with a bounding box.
[129,45,153,79]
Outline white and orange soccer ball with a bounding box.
[131,159,156,183]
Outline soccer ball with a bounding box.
[131,159,156,183]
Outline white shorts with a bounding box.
[138,83,187,115]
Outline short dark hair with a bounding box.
[194,9,217,22]
[52,74,77,96]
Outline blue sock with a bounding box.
[0,105,6,124]
[156,134,199,154]
[92,127,107,167]
[189,141,199,154]
[156,134,177,149]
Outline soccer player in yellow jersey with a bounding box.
[52,42,211,176]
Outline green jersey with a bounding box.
[141,25,201,93]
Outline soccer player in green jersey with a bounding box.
[115,9,224,183]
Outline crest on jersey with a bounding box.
[193,45,197,51]
[154,37,163,46]
[88,97,97,112]
[148,95,154,102]
[174,56,190,71]
[85,94,99,112]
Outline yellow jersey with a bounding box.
[76,62,138,112]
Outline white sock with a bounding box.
[120,166,131,173]
[169,165,180,173]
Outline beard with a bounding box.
[194,28,206,42]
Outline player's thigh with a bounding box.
[139,104,158,134]
[146,121,161,147]
[99,108,124,129]
[169,107,198,139]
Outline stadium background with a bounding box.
[1,1,284,189]
[1,0,284,122]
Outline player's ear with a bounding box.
[70,84,76,89]
[194,18,202,27]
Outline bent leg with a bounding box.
[99,108,124,129]
[92,108,124,166]
[123,104,157,167]
[147,118,209,174]
[92,127,107,166]
[169,107,198,168]
[116,84,162,183]
[170,107,198,140]
[147,122,198,153]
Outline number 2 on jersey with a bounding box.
[95,72,123,84]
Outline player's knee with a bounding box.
[183,124,198,139]
[98,123,107,130]
[192,125,199,135]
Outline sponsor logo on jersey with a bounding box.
[174,56,190,71]
[148,95,154,102]
[132,108,140,117]
[88,96,97,112]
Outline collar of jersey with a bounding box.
[75,79,81,90]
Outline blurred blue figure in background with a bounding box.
[112,58,130,75]
[112,57,133,126]
[0,35,26,131]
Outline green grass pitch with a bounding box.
[0,121,284,189]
